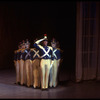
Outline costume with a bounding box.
[34,34,54,89]
[24,40,32,87]
[19,41,26,85]
[16,44,22,84]
[49,39,61,87]
[30,48,41,88]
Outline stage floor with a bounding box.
[0,69,100,99]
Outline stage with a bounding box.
[0,69,99,99]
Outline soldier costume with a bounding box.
[15,42,22,84]
[19,40,26,85]
[34,34,54,90]
[24,39,32,87]
[49,38,61,88]
[30,46,41,88]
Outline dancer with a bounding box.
[14,42,22,84]
[19,40,26,85]
[31,39,41,88]
[49,38,61,88]
[24,39,32,87]
[34,34,54,90]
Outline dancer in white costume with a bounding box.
[19,40,26,85]
[34,34,54,90]
[49,38,61,88]
[30,43,41,88]
[24,39,32,87]
[14,42,22,84]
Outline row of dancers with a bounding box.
[14,34,63,90]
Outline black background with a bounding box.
[0,1,76,81]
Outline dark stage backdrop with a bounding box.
[0,1,76,81]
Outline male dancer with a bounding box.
[49,38,61,88]
[30,39,41,88]
[19,40,26,85]
[34,34,54,90]
[14,42,22,84]
[24,39,32,87]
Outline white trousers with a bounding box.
[49,59,60,87]
[19,59,25,85]
[32,59,41,88]
[25,59,33,87]
[15,60,20,83]
[40,59,51,89]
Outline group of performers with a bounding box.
[14,34,63,90]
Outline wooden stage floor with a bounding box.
[0,69,100,99]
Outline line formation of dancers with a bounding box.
[14,34,63,90]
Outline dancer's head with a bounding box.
[51,38,57,48]
[25,39,30,49]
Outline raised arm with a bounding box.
[35,38,45,44]
[34,37,47,49]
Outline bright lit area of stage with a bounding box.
[0,69,100,99]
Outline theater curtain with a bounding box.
[76,2,100,82]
